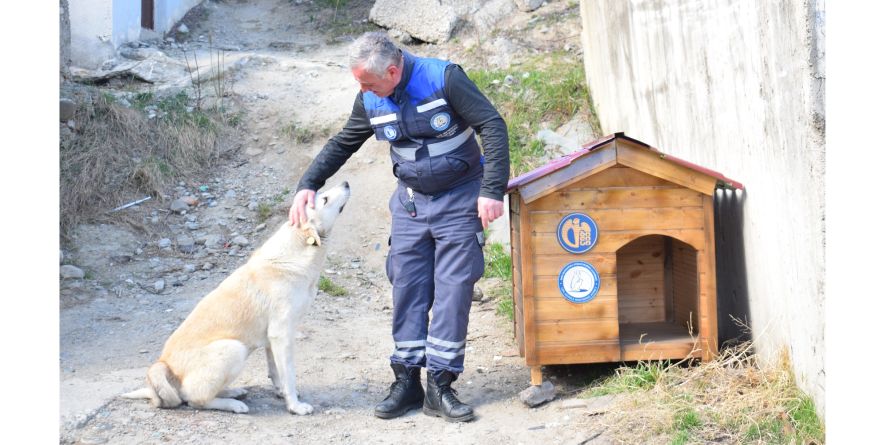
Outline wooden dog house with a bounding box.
[506,133,743,385]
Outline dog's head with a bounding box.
[300,182,351,246]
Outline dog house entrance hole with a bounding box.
[616,235,699,359]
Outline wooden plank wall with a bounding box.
[521,165,710,365]
[509,194,525,356]
[671,238,699,333]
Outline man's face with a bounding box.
[352,63,401,98]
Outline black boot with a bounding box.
[423,370,475,422]
[374,363,424,419]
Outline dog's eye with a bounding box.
[321,196,328,205]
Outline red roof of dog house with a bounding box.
[507,132,744,193]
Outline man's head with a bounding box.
[349,32,403,98]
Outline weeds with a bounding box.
[60,89,230,240]
[482,242,514,321]
[256,202,273,222]
[319,275,347,296]
[577,341,825,444]
[468,52,602,176]
[279,122,314,143]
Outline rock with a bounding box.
[387,28,414,44]
[153,279,166,292]
[60,265,85,279]
[225,189,237,199]
[514,0,544,12]
[110,254,132,264]
[176,235,196,253]
[60,98,76,121]
[199,234,223,248]
[77,434,108,445]
[177,23,189,33]
[186,222,200,230]
[520,380,556,407]
[254,223,267,232]
[232,235,249,246]
[170,198,190,213]
[157,238,172,249]
[559,399,588,410]
[202,262,214,271]
[181,196,199,206]
[369,0,457,44]
[472,286,484,302]
[183,264,197,273]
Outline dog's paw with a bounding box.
[230,400,250,414]
[226,387,249,400]
[287,401,314,415]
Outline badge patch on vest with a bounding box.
[430,112,451,131]
[383,125,398,140]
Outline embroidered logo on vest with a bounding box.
[430,112,451,131]
[383,125,398,140]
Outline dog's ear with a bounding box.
[301,224,322,247]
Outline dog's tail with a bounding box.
[123,362,183,408]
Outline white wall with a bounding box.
[69,0,116,68]
[579,0,825,415]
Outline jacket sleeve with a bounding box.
[296,92,374,192]
[444,64,510,201]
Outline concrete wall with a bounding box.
[112,0,142,48]
[69,0,116,68]
[60,0,72,76]
[579,0,825,415]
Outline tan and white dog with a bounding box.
[122,182,350,414]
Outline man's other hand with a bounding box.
[477,197,504,229]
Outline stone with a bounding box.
[514,0,544,12]
[519,380,556,407]
[157,238,172,249]
[247,201,259,211]
[225,189,237,199]
[77,435,108,445]
[254,223,267,232]
[177,23,189,33]
[60,265,85,279]
[369,0,457,44]
[176,235,196,253]
[232,235,249,246]
[60,98,76,121]
[181,196,199,206]
[170,198,189,213]
[202,262,214,270]
[183,264,197,273]
[472,286,484,302]
[153,279,166,292]
[387,29,415,44]
[186,222,200,230]
[559,398,588,410]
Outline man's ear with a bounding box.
[301,224,321,247]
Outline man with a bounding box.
[289,32,509,422]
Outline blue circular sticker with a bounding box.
[558,261,600,303]
[383,125,398,140]
[430,112,451,131]
[556,213,598,254]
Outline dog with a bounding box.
[122,182,350,414]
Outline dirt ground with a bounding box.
[59,1,612,443]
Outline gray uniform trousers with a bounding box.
[385,178,485,376]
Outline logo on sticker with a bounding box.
[383,125,398,140]
[430,112,451,131]
[558,261,600,303]
[557,213,598,254]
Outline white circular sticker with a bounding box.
[557,261,601,304]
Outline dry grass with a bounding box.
[582,337,824,444]
[59,90,229,240]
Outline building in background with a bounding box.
[66,0,202,69]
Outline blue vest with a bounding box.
[363,53,482,195]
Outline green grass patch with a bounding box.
[583,361,666,397]
[319,275,347,296]
[467,52,602,177]
[256,202,273,223]
[786,393,824,442]
[483,242,512,281]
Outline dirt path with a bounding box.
[60,1,608,444]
